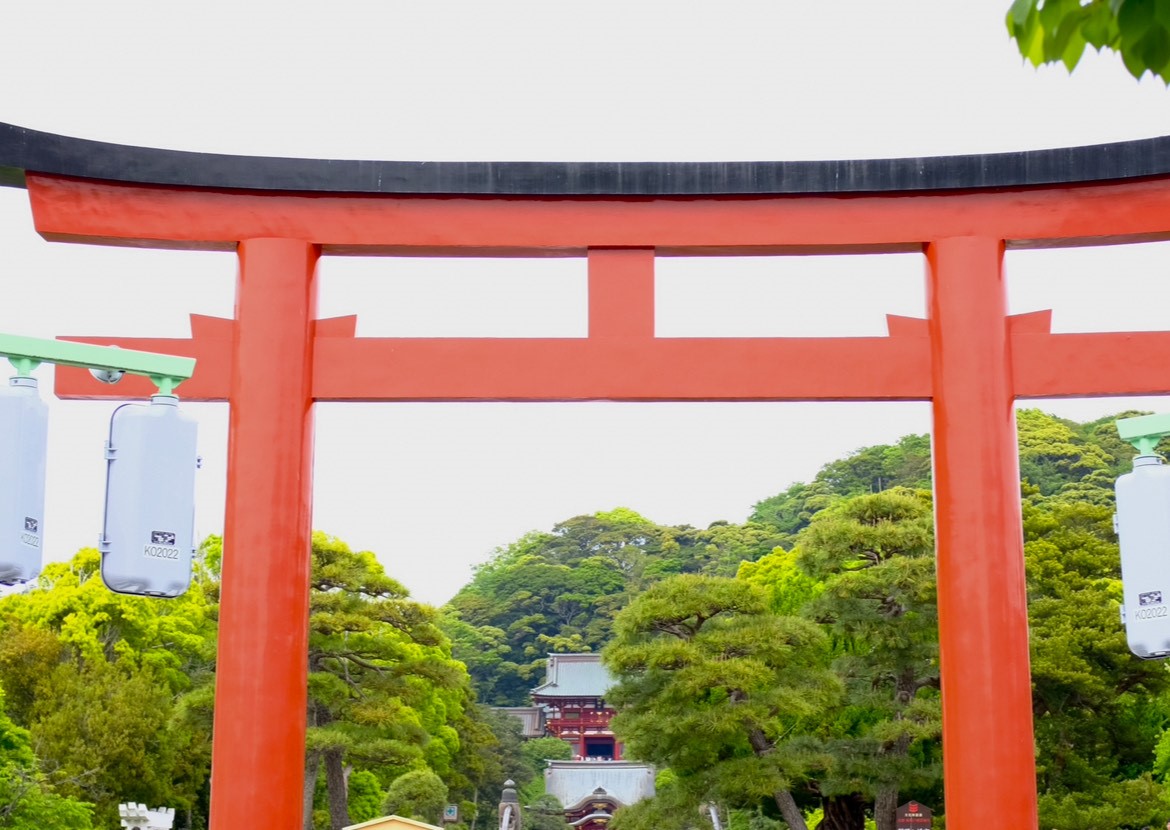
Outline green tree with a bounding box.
[383,768,448,824]
[795,490,941,830]
[445,509,781,708]
[304,533,469,830]
[738,548,823,617]
[0,685,94,830]
[1025,500,1170,828]
[814,436,932,499]
[610,770,715,830]
[520,736,573,773]
[517,736,574,805]
[347,770,384,825]
[444,512,658,706]
[524,793,571,830]
[1035,776,1168,830]
[1007,0,1170,83]
[649,521,784,582]
[749,435,930,550]
[749,480,841,547]
[26,658,179,825]
[0,547,216,685]
[0,547,217,827]
[1016,409,1115,499]
[448,706,530,826]
[603,575,841,830]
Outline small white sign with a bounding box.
[442,805,458,822]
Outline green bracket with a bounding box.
[1116,413,1170,457]
[0,333,195,396]
[8,356,38,379]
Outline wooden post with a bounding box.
[209,238,319,830]
[927,236,1037,829]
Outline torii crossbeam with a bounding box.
[6,121,1170,830]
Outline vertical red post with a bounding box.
[926,237,1037,829]
[588,247,655,338]
[210,238,319,830]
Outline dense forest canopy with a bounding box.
[1,407,1167,830]
[445,408,1170,830]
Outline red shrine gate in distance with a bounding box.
[4,122,1170,830]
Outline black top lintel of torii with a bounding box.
[1,121,1169,197]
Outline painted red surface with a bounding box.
[31,170,1170,830]
[927,238,1036,828]
[209,239,319,830]
[24,173,1170,249]
[56,310,1170,403]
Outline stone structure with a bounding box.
[499,779,521,830]
[118,803,175,830]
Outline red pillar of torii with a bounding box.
[13,136,1170,829]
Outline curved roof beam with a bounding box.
[1,121,1168,196]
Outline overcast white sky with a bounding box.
[2,1,1170,604]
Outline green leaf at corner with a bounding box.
[1006,2,1047,65]
[1062,29,1089,70]
[1118,0,1156,48]
[1121,39,1150,77]
[1050,6,1091,64]
[1039,0,1075,33]
[1010,0,1039,29]
[1137,23,1170,75]
[1023,15,1048,65]
[1082,3,1120,49]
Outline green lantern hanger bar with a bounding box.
[1116,413,1170,457]
[0,332,195,395]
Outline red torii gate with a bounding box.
[4,122,1170,829]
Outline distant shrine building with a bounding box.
[545,762,656,828]
[533,653,622,760]
[500,653,623,759]
[500,654,654,827]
